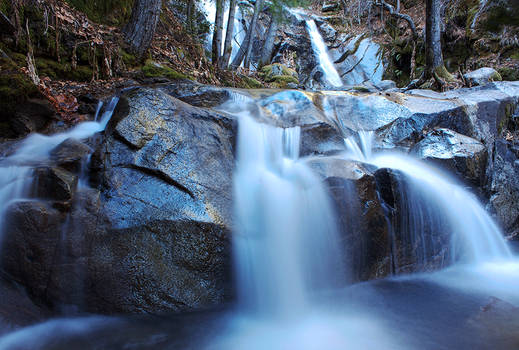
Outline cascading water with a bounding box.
[344,131,512,269]
[305,19,343,88]
[0,97,119,246]
[233,113,344,317]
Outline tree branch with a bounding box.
[375,0,417,38]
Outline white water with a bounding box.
[305,19,343,88]
[344,131,512,267]
[233,114,344,317]
[0,97,119,245]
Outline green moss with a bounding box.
[270,75,299,88]
[353,86,371,92]
[142,60,192,80]
[120,49,138,67]
[65,0,134,25]
[0,58,39,120]
[260,63,298,85]
[498,67,519,81]
[241,76,263,89]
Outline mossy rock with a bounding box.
[35,58,92,82]
[0,58,39,120]
[240,76,263,89]
[260,63,298,83]
[142,60,192,81]
[270,75,299,88]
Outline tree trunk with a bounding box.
[186,0,196,34]
[406,0,453,89]
[231,0,263,69]
[243,0,263,69]
[425,0,444,74]
[258,15,278,68]
[219,0,237,69]
[124,0,162,58]
[212,0,225,65]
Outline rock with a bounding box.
[322,2,338,12]
[315,19,337,42]
[9,98,56,137]
[411,128,488,188]
[159,80,233,108]
[308,157,391,281]
[467,297,519,349]
[487,139,519,235]
[33,167,78,201]
[464,67,502,86]
[1,201,65,302]
[329,36,384,86]
[376,80,397,91]
[50,138,92,172]
[88,87,235,313]
[256,90,346,155]
[259,63,299,88]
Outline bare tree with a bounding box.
[258,14,278,68]
[231,0,264,69]
[124,0,162,58]
[212,0,225,65]
[220,0,238,69]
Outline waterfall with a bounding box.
[233,114,344,317]
[305,19,343,88]
[344,132,512,269]
[0,97,119,247]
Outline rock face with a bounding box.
[1,81,519,318]
[464,67,502,87]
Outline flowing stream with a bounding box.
[0,90,519,349]
[343,131,512,267]
[0,97,119,246]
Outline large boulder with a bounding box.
[464,67,502,87]
[411,128,488,189]
[487,139,519,237]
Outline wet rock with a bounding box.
[159,80,232,108]
[88,87,235,312]
[322,2,338,12]
[329,36,384,86]
[256,90,345,155]
[315,19,337,42]
[1,201,65,301]
[376,80,397,91]
[380,83,519,147]
[411,128,488,188]
[10,99,56,137]
[50,138,92,172]
[33,167,78,201]
[487,139,519,235]
[464,67,502,86]
[308,157,391,281]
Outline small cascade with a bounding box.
[305,19,343,88]
[233,113,344,317]
[0,97,119,247]
[344,132,512,269]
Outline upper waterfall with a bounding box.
[305,19,343,88]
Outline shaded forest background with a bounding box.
[0,0,518,136]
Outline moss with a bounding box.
[142,60,192,80]
[69,65,93,81]
[270,75,299,88]
[434,65,456,82]
[0,58,39,120]
[241,76,263,89]
[498,67,519,81]
[65,0,134,25]
[120,49,138,67]
[353,86,371,92]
